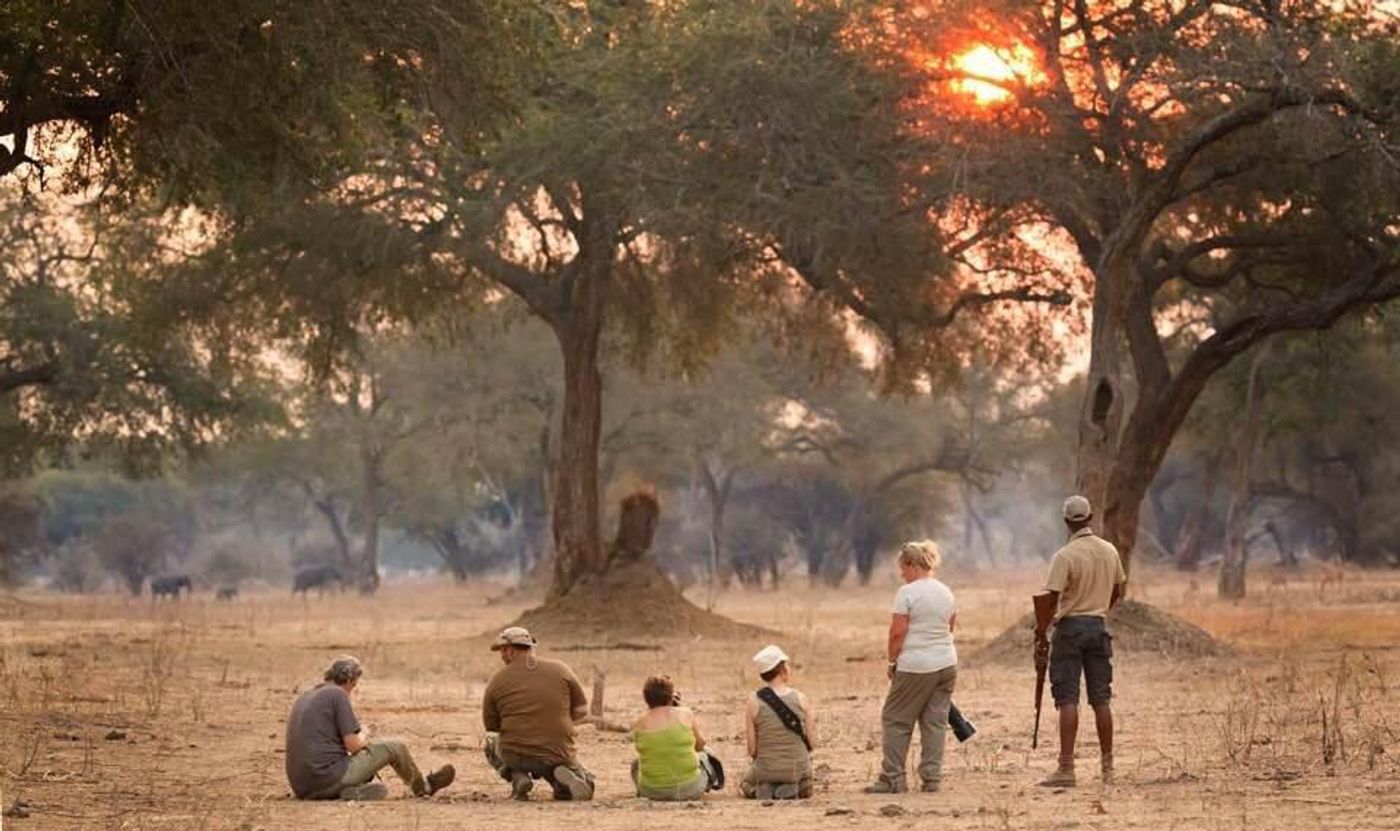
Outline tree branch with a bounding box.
[869,439,992,496]
[1117,260,1400,494]
[0,361,58,395]
[1149,232,1303,292]
[783,246,1070,334]
[464,245,562,322]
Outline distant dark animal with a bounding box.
[292,565,345,596]
[150,574,193,599]
[215,586,239,601]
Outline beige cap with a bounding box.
[490,626,538,651]
[1062,495,1092,521]
[752,644,789,675]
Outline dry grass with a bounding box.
[1,567,1398,829]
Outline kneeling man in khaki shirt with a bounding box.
[482,627,595,801]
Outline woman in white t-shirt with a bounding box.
[864,540,958,794]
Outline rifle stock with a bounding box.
[1031,591,1056,749]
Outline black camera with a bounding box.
[949,703,977,743]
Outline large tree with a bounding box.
[1,1,536,583]
[840,0,1400,574]
[192,0,1025,602]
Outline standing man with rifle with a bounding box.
[1033,495,1127,788]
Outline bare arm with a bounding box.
[688,711,707,752]
[1110,583,1124,609]
[888,613,911,665]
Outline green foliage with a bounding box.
[1,0,535,203]
[1175,315,1400,565]
[29,469,193,549]
[0,188,282,475]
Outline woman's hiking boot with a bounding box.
[862,777,907,794]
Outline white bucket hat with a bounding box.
[752,644,790,675]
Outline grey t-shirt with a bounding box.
[285,683,360,798]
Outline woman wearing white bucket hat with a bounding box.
[740,644,814,799]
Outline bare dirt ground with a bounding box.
[3,563,1398,830]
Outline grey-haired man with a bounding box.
[1035,496,1127,788]
[285,656,455,800]
[482,627,595,801]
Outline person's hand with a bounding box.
[886,662,897,681]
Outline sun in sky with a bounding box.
[950,44,1036,106]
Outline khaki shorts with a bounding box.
[1049,616,1113,707]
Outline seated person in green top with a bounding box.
[742,645,814,800]
[630,676,721,801]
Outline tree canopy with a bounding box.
[864,0,1400,572]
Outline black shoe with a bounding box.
[426,764,456,796]
[510,772,533,801]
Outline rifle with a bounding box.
[1031,591,1057,749]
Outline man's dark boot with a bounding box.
[552,766,594,801]
[510,772,533,800]
[426,764,456,796]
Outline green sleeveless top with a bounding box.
[633,721,701,791]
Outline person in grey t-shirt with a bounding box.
[865,540,959,794]
[284,655,456,800]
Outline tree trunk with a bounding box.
[547,264,606,599]
[1219,349,1268,599]
[308,491,357,573]
[851,501,880,585]
[1175,456,1221,572]
[432,527,470,582]
[697,461,735,602]
[1074,259,1131,548]
[359,447,384,594]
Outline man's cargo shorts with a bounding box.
[1049,615,1114,707]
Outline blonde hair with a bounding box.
[898,540,942,571]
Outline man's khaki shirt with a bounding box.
[1045,527,1127,619]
